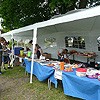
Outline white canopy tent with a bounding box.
[1,5,100,83]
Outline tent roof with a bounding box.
[1,6,100,38]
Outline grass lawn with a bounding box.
[0,66,81,100]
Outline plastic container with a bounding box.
[87,74,98,79]
[76,68,87,77]
[20,50,24,56]
[86,68,99,79]
[27,51,32,58]
[14,47,23,55]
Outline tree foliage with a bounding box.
[49,0,77,14]
[0,0,100,32]
[0,0,51,32]
[49,0,100,14]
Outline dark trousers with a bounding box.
[0,44,2,72]
[0,55,2,72]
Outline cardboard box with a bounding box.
[42,53,51,59]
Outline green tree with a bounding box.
[0,0,51,32]
[49,0,77,14]
[1,0,100,32]
[49,0,100,14]
[0,0,78,32]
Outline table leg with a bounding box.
[48,79,51,90]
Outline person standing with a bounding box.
[0,42,2,74]
[28,40,43,59]
[35,44,43,59]
[2,41,11,69]
[0,37,5,74]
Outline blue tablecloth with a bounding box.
[24,58,55,81]
[33,62,54,81]
[24,58,31,73]
[24,58,100,100]
[62,70,100,100]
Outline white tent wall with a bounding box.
[37,31,100,62]
[88,32,100,62]
[37,15,100,62]
[37,31,65,58]
[37,31,87,62]
[13,30,33,41]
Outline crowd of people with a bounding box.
[28,40,70,62]
[0,38,44,74]
[0,37,71,74]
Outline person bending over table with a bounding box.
[58,49,70,63]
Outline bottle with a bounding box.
[60,61,64,70]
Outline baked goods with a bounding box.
[47,64,55,67]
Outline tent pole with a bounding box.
[11,33,14,67]
[30,28,37,83]
[0,30,1,37]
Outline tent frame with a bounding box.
[1,6,100,83]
